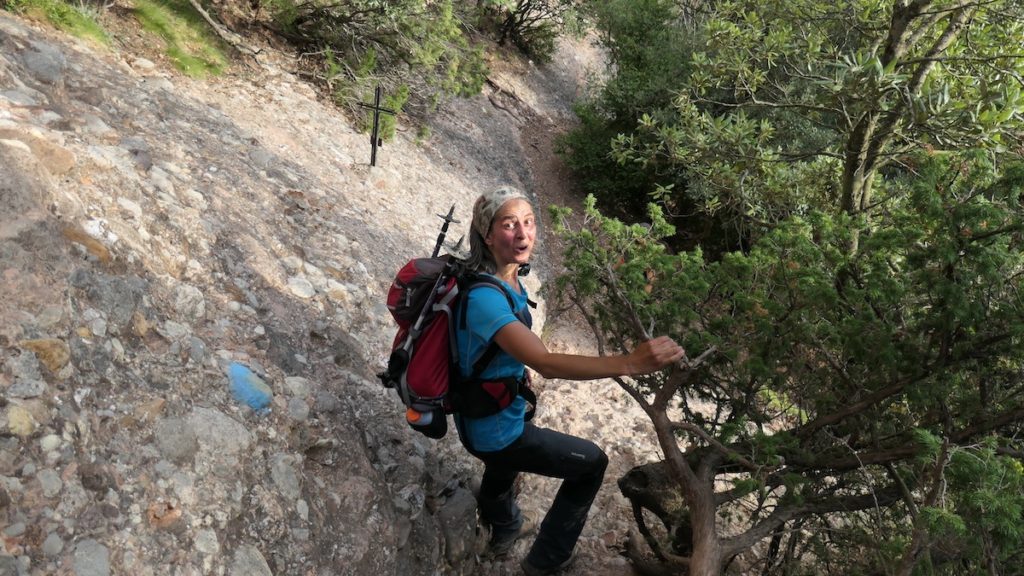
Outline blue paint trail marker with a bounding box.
[228,362,273,411]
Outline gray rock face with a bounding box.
[154,417,200,464]
[174,283,206,321]
[438,487,480,567]
[37,468,62,498]
[8,350,45,398]
[19,39,66,86]
[69,270,147,335]
[0,7,576,575]
[0,555,16,576]
[189,407,252,473]
[229,544,273,576]
[72,539,110,576]
[120,136,153,172]
[68,334,112,382]
[42,532,63,558]
[270,453,302,500]
[0,139,56,240]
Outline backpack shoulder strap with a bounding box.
[455,273,531,380]
[457,273,515,328]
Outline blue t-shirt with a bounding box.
[454,275,530,452]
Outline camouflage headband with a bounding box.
[472,185,530,238]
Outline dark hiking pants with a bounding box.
[468,422,609,570]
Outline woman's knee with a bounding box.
[591,446,609,478]
[577,441,608,479]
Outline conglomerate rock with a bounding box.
[0,10,650,576]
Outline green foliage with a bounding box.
[559,26,1024,576]
[911,428,943,464]
[415,123,431,144]
[557,101,657,218]
[482,0,579,63]
[257,0,297,31]
[3,0,109,44]
[132,0,227,77]
[356,84,408,141]
[586,0,694,117]
[920,506,967,539]
[559,0,710,243]
[553,149,1024,572]
[262,0,488,119]
[570,0,1024,254]
[515,18,557,63]
[947,443,1024,542]
[900,442,1024,574]
[730,477,760,498]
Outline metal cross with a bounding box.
[357,85,396,167]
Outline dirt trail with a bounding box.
[480,41,672,576]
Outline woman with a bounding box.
[454,186,685,575]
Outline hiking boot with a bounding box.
[520,553,575,576]
[488,510,539,557]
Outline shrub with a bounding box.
[3,0,110,44]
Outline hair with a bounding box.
[464,228,497,274]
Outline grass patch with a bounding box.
[3,0,110,45]
[131,0,227,77]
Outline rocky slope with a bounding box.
[0,11,664,576]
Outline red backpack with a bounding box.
[378,209,535,438]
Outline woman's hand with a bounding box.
[626,336,686,375]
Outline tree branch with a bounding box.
[187,0,261,57]
[670,419,759,472]
[895,440,951,576]
[794,375,920,438]
[696,96,845,118]
[723,484,903,556]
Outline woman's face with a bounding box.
[485,199,536,268]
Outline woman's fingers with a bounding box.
[656,337,685,365]
[668,344,686,364]
[635,336,685,372]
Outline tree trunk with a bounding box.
[839,112,879,253]
[687,493,723,576]
[650,406,724,575]
[839,0,973,226]
[840,113,878,218]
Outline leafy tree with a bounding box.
[614,0,1024,244]
[273,0,489,118]
[558,0,697,224]
[555,154,1024,575]
[553,1,1024,574]
[480,0,582,62]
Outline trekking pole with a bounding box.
[431,205,460,258]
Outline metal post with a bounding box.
[358,85,396,167]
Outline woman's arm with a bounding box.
[492,321,685,380]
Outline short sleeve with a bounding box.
[464,285,519,343]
